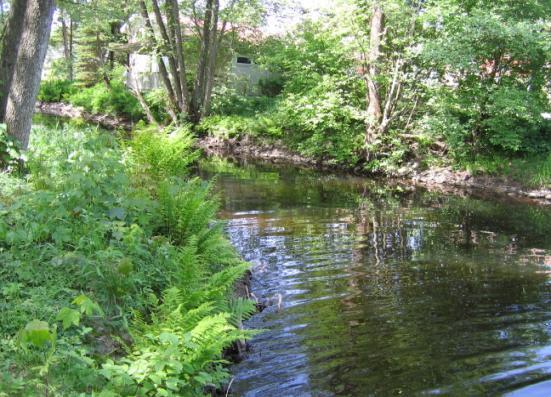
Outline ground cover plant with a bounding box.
[0,123,256,396]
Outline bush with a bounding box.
[37,79,76,103]
[275,75,365,165]
[258,76,284,97]
[0,124,24,172]
[68,81,143,120]
[198,114,283,140]
[209,85,276,116]
[0,123,254,395]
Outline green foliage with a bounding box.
[37,79,76,103]
[423,2,551,158]
[275,75,365,165]
[127,124,200,182]
[198,114,283,139]
[0,124,25,172]
[205,21,365,166]
[0,123,253,395]
[258,76,284,97]
[209,86,277,116]
[69,80,143,120]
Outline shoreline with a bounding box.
[33,102,551,206]
[197,134,551,206]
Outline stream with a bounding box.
[198,157,551,396]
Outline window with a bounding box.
[236,56,252,65]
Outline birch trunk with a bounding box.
[4,0,55,149]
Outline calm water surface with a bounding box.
[198,158,551,397]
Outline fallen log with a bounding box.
[35,101,134,131]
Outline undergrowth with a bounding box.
[0,123,256,396]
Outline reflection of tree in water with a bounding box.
[203,158,551,396]
[299,188,551,395]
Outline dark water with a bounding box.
[198,158,551,397]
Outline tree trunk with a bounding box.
[69,19,74,80]
[202,0,222,118]
[365,3,384,155]
[168,0,190,112]
[151,0,183,108]
[4,0,55,149]
[0,0,28,122]
[61,12,73,80]
[139,0,179,120]
[190,0,215,122]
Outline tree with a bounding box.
[138,0,268,123]
[364,2,383,153]
[0,0,28,122]
[422,0,551,157]
[349,0,425,160]
[2,0,56,149]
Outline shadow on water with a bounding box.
[198,157,551,397]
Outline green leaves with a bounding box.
[73,294,104,317]
[3,87,252,396]
[56,307,81,330]
[19,320,55,349]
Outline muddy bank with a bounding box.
[411,167,551,205]
[35,101,134,131]
[197,135,551,206]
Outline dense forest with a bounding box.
[0,0,550,395]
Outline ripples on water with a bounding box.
[198,158,551,397]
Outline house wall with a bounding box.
[230,56,272,95]
[126,53,273,96]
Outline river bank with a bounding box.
[33,103,551,206]
[197,134,551,206]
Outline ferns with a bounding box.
[127,125,200,184]
[102,288,257,396]
[157,179,219,244]
[2,124,255,395]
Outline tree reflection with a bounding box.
[201,158,551,396]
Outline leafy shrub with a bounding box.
[275,75,365,165]
[144,88,171,123]
[127,124,200,182]
[209,85,276,116]
[37,79,76,102]
[198,114,283,140]
[259,76,284,97]
[0,123,253,395]
[0,124,25,172]
[69,81,143,120]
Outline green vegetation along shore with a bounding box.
[0,123,256,396]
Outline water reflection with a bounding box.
[198,158,551,396]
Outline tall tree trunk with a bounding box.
[0,0,28,122]
[365,3,384,156]
[61,12,73,80]
[151,0,183,108]
[190,0,215,122]
[4,0,55,149]
[139,0,179,120]
[202,0,222,118]
[168,0,190,112]
[68,18,74,80]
